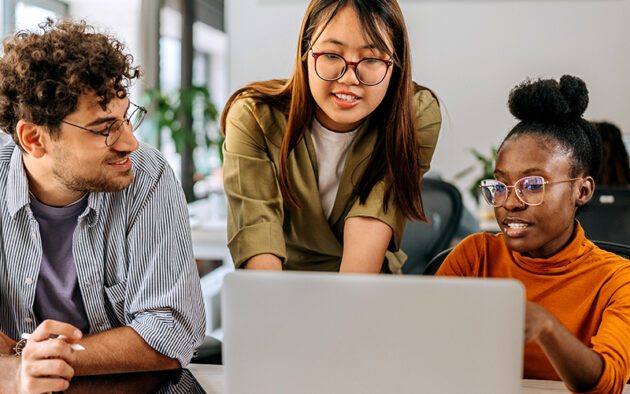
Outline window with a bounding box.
[3,0,67,35]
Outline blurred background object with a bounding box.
[592,121,630,186]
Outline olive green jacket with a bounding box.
[223,87,441,272]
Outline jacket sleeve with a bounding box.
[222,98,286,268]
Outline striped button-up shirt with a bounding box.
[0,143,205,365]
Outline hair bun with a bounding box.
[508,75,589,123]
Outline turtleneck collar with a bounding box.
[509,222,596,274]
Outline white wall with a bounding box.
[66,0,142,97]
[226,0,630,189]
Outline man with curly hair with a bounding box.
[0,20,205,392]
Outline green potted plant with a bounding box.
[454,146,498,203]
[143,85,221,202]
[454,147,498,228]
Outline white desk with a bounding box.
[187,364,630,394]
[188,197,233,338]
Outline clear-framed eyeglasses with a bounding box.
[60,102,147,147]
[309,49,393,86]
[479,176,582,208]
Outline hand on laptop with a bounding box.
[18,320,83,394]
[524,301,556,343]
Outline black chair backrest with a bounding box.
[422,246,455,276]
[592,240,630,259]
[401,178,463,275]
[577,186,630,245]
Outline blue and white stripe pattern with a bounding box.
[0,143,205,366]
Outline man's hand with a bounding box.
[18,320,82,394]
[0,330,16,355]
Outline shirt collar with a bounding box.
[6,147,30,219]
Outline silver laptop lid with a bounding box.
[222,271,524,394]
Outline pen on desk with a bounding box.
[21,333,86,351]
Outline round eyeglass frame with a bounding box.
[60,102,147,147]
[309,49,393,86]
[479,176,582,208]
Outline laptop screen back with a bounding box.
[222,271,524,394]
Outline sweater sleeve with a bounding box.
[584,278,630,394]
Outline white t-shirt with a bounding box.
[310,119,359,219]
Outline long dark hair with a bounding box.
[221,0,426,220]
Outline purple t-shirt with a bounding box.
[30,195,90,333]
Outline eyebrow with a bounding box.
[320,38,378,50]
[84,101,131,127]
[494,167,549,177]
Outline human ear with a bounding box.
[16,120,47,158]
[575,176,595,207]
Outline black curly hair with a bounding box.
[0,19,141,147]
[501,75,602,180]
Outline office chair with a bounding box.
[593,240,630,259]
[190,336,222,364]
[577,186,630,245]
[422,241,630,277]
[401,178,463,275]
[422,246,455,275]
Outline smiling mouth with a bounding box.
[107,156,131,166]
[506,223,528,229]
[333,93,360,103]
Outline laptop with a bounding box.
[221,271,524,394]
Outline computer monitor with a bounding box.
[578,186,630,245]
[222,271,525,394]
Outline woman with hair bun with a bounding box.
[437,75,630,393]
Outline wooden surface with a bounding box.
[188,364,630,393]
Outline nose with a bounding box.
[111,121,139,152]
[337,63,360,85]
[502,187,526,211]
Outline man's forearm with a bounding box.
[0,356,19,393]
[74,326,179,375]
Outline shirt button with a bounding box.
[24,317,33,323]
[24,277,33,285]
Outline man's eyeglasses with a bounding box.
[60,102,147,147]
[310,49,393,86]
[480,176,582,208]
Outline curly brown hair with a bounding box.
[0,19,141,146]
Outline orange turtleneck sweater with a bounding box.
[436,223,630,394]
